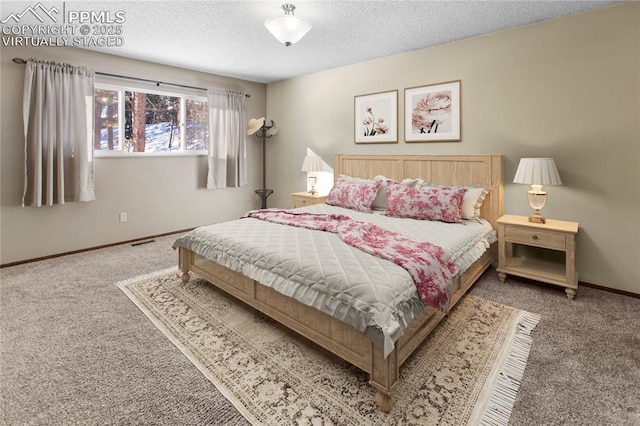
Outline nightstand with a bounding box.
[292,192,327,208]
[496,214,579,299]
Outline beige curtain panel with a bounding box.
[22,59,95,207]
[207,88,247,189]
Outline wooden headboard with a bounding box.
[333,154,504,229]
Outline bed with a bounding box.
[175,153,503,412]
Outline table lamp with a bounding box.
[513,158,562,224]
[301,155,324,195]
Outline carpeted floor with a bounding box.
[1,233,639,425]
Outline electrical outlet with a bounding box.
[119,212,127,223]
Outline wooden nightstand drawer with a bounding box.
[504,226,566,250]
[292,192,327,208]
[293,197,313,208]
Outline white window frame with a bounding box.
[94,82,208,157]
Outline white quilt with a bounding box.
[173,204,496,356]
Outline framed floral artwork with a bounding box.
[404,80,461,142]
[354,90,398,143]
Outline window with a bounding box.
[94,83,208,155]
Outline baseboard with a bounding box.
[0,229,194,268]
[486,267,639,299]
[579,280,639,299]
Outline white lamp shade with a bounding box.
[265,15,311,46]
[513,158,562,186]
[301,155,324,172]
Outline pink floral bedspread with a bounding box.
[243,209,458,313]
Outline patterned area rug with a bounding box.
[117,268,540,425]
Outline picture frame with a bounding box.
[354,90,398,143]
[404,80,461,142]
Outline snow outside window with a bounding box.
[94,83,208,156]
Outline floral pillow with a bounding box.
[326,179,382,212]
[385,181,467,223]
[338,175,386,210]
[420,183,489,220]
[337,174,420,210]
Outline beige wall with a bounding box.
[266,3,640,293]
[0,45,267,264]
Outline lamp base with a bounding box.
[526,190,548,224]
[528,212,546,224]
[307,176,318,196]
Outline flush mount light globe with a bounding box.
[265,4,311,47]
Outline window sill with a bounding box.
[95,151,207,158]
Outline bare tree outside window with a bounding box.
[185,99,208,151]
[129,91,147,152]
[95,89,119,150]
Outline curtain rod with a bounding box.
[12,58,251,98]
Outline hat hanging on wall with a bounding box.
[247,117,266,135]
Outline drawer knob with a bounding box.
[532,235,539,240]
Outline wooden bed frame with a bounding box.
[178,154,503,412]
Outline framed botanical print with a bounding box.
[354,90,398,143]
[404,80,461,142]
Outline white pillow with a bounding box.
[400,177,424,188]
[420,183,489,220]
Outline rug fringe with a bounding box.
[114,267,179,289]
[478,311,541,426]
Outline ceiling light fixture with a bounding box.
[265,4,311,47]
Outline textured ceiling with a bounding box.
[3,1,624,83]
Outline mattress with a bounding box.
[173,204,496,356]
